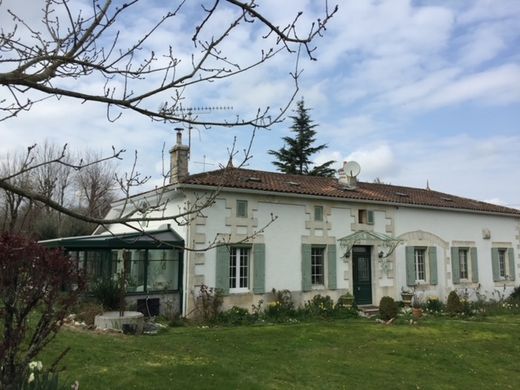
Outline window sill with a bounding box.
[229,289,250,294]
[494,280,515,286]
[454,281,478,287]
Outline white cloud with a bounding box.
[343,144,399,181]
[457,25,507,67]
[458,0,520,24]
[419,64,520,110]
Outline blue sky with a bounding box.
[1,0,519,208]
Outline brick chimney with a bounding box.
[169,129,189,184]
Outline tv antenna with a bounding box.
[171,105,233,159]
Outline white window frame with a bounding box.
[229,247,250,293]
[414,248,426,283]
[311,246,325,286]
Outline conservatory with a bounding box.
[40,227,184,315]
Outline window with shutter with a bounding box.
[236,200,248,218]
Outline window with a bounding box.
[229,247,250,291]
[236,200,248,218]
[459,249,469,280]
[414,248,426,282]
[498,249,507,279]
[451,246,478,284]
[406,246,438,286]
[358,209,374,225]
[311,247,325,285]
[69,249,180,293]
[314,205,324,221]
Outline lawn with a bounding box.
[42,316,520,389]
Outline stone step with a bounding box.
[358,305,379,317]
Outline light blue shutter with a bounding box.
[367,210,375,225]
[491,248,500,282]
[508,248,515,281]
[215,245,230,295]
[405,247,415,286]
[451,247,460,284]
[302,244,312,291]
[428,246,438,285]
[253,243,266,294]
[470,247,479,283]
[327,244,337,290]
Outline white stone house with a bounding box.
[43,135,520,316]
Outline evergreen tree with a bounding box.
[269,99,336,177]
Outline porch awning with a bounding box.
[39,227,184,250]
[337,230,402,258]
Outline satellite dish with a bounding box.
[344,161,361,177]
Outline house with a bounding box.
[42,133,520,316]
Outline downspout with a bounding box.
[181,216,191,317]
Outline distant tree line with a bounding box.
[0,142,117,239]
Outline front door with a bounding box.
[352,246,372,305]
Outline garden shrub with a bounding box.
[0,233,84,389]
[304,294,335,318]
[508,286,520,302]
[264,289,296,321]
[75,302,104,326]
[91,278,121,310]
[194,285,223,324]
[446,291,463,315]
[425,296,443,314]
[217,306,254,326]
[379,296,398,321]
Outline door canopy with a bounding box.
[338,231,402,259]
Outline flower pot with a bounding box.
[338,295,354,309]
[401,293,414,308]
[412,307,423,319]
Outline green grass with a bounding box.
[42,316,520,389]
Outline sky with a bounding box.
[1,0,519,209]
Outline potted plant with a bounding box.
[412,296,423,319]
[401,287,414,307]
[337,291,355,309]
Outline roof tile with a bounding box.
[181,167,520,216]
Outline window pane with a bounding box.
[147,249,179,291]
[459,249,468,279]
[314,206,323,221]
[229,248,237,288]
[229,247,249,290]
[239,249,249,288]
[311,247,325,285]
[358,209,367,224]
[118,250,146,292]
[237,200,248,218]
[84,250,114,288]
[499,250,506,278]
[415,249,425,281]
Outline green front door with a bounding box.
[352,246,372,305]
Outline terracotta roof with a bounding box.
[181,167,520,216]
